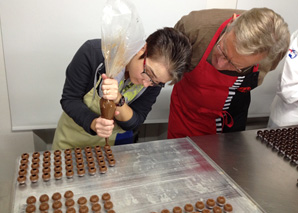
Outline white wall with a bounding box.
[0,0,291,209]
[0,21,34,212]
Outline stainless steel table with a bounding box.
[190,129,298,213]
[12,138,263,212]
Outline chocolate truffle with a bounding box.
[65,198,75,208]
[77,196,87,206]
[161,209,170,213]
[77,168,86,177]
[173,206,182,213]
[104,201,113,210]
[98,160,106,166]
[21,153,29,159]
[65,153,72,160]
[43,151,51,157]
[25,204,36,213]
[66,169,74,178]
[66,207,76,213]
[96,155,104,161]
[76,157,84,164]
[32,157,40,164]
[17,175,26,184]
[30,174,39,183]
[20,158,28,164]
[195,201,205,211]
[42,166,51,173]
[92,203,102,212]
[99,165,107,174]
[54,155,62,161]
[87,156,94,163]
[75,152,83,158]
[88,161,95,168]
[32,152,40,158]
[30,168,39,175]
[64,190,74,200]
[39,202,49,211]
[84,146,92,152]
[54,166,62,172]
[18,169,27,176]
[54,160,62,166]
[216,196,226,207]
[26,196,37,205]
[76,162,84,169]
[105,149,113,155]
[65,159,73,165]
[52,192,62,201]
[42,172,51,181]
[202,209,211,213]
[54,171,62,180]
[39,194,49,203]
[106,153,114,160]
[95,145,102,151]
[52,200,62,210]
[223,203,233,212]
[90,195,99,204]
[104,145,110,151]
[107,209,116,213]
[79,205,89,213]
[54,210,63,213]
[206,198,216,209]
[85,151,93,158]
[108,158,116,167]
[213,206,222,213]
[42,161,51,168]
[65,164,73,171]
[184,203,194,213]
[96,150,103,156]
[19,163,28,170]
[102,193,111,202]
[88,167,96,175]
[54,150,62,156]
[64,148,72,155]
[43,156,51,162]
[75,147,82,153]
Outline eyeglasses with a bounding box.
[216,32,253,73]
[141,53,165,87]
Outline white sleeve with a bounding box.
[277,30,298,104]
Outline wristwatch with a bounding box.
[116,95,125,107]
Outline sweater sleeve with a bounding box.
[60,39,104,135]
[115,86,161,131]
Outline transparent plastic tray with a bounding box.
[11,137,265,212]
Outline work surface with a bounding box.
[12,138,263,212]
[191,128,298,213]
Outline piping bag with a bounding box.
[100,0,145,146]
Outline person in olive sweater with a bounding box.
[53,27,192,149]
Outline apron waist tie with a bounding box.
[222,111,234,129]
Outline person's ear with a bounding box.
[227,13,237,27]
[139,43,147,55]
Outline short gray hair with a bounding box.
[226,8,290,63]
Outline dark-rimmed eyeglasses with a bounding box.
[141,53,165,88]
[216,32,253,74]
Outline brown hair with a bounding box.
[141,27,192,84]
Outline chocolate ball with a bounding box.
[26,196,36,205]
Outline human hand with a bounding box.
[92,117,115,138]
[101,74,119,101]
